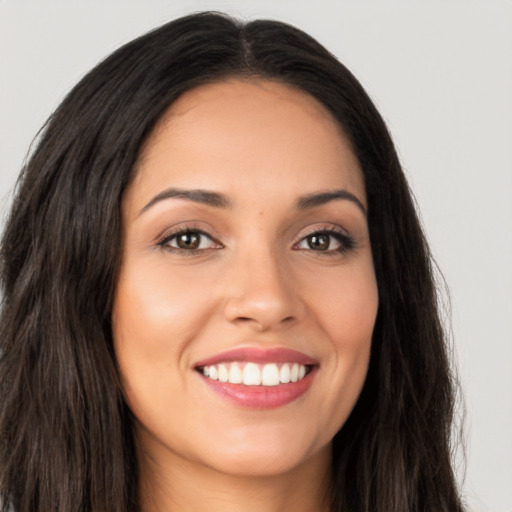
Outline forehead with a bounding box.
[149,78,343,138]
[129,79,365,211]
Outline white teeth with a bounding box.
[290,363,299,382]
[228,363,243,384]
[209,365,218,380]
[261,363,280,386]
[279,363,291,383]
[200,361,310,386]
[243,363,262,385]
[218,364,229,382]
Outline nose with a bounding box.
[223,248,303,332]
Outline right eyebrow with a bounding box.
[138,188,232,217]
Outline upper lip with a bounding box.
[194,347,319,368]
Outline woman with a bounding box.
[0,12,464,512]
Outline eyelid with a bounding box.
[154,222,355,254]
[293,224,356,253]
[156,224,223,252]
[296,222,351,239]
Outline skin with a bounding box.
[112,79,379,512]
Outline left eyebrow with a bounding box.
[296,189,367,216]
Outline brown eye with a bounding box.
[160,229,220,252]
[176,232,201,250]
[295,229,354,255]
[307,234,331,251]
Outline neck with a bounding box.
[137,440,332,512]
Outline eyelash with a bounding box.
[157,226,221,254]
[294,227,355,255]
[157,226,355,256]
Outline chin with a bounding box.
[204,446,328,479]
[192,423,332,478]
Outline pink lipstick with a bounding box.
[194,347,318,409]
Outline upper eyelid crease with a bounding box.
[299,223,350,237]
[158,223,352,244]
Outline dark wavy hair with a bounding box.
[0,11,463,512]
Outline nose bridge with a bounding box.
[223,242,300,330]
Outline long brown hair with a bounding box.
[0,12,464,511]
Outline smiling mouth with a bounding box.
[196,362,312,387]
[194,347,318,408]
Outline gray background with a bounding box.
[1,1,511,510]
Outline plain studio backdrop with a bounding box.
[0,1,511,511]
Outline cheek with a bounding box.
[302,261,378,426]
[111,261,212,428]
[305,260,378,347]
[328,269,377,386]
[111,260,213,421]
[112,260,210,360]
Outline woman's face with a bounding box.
[113,80,378,478]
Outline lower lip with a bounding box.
[198,369,317,409]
